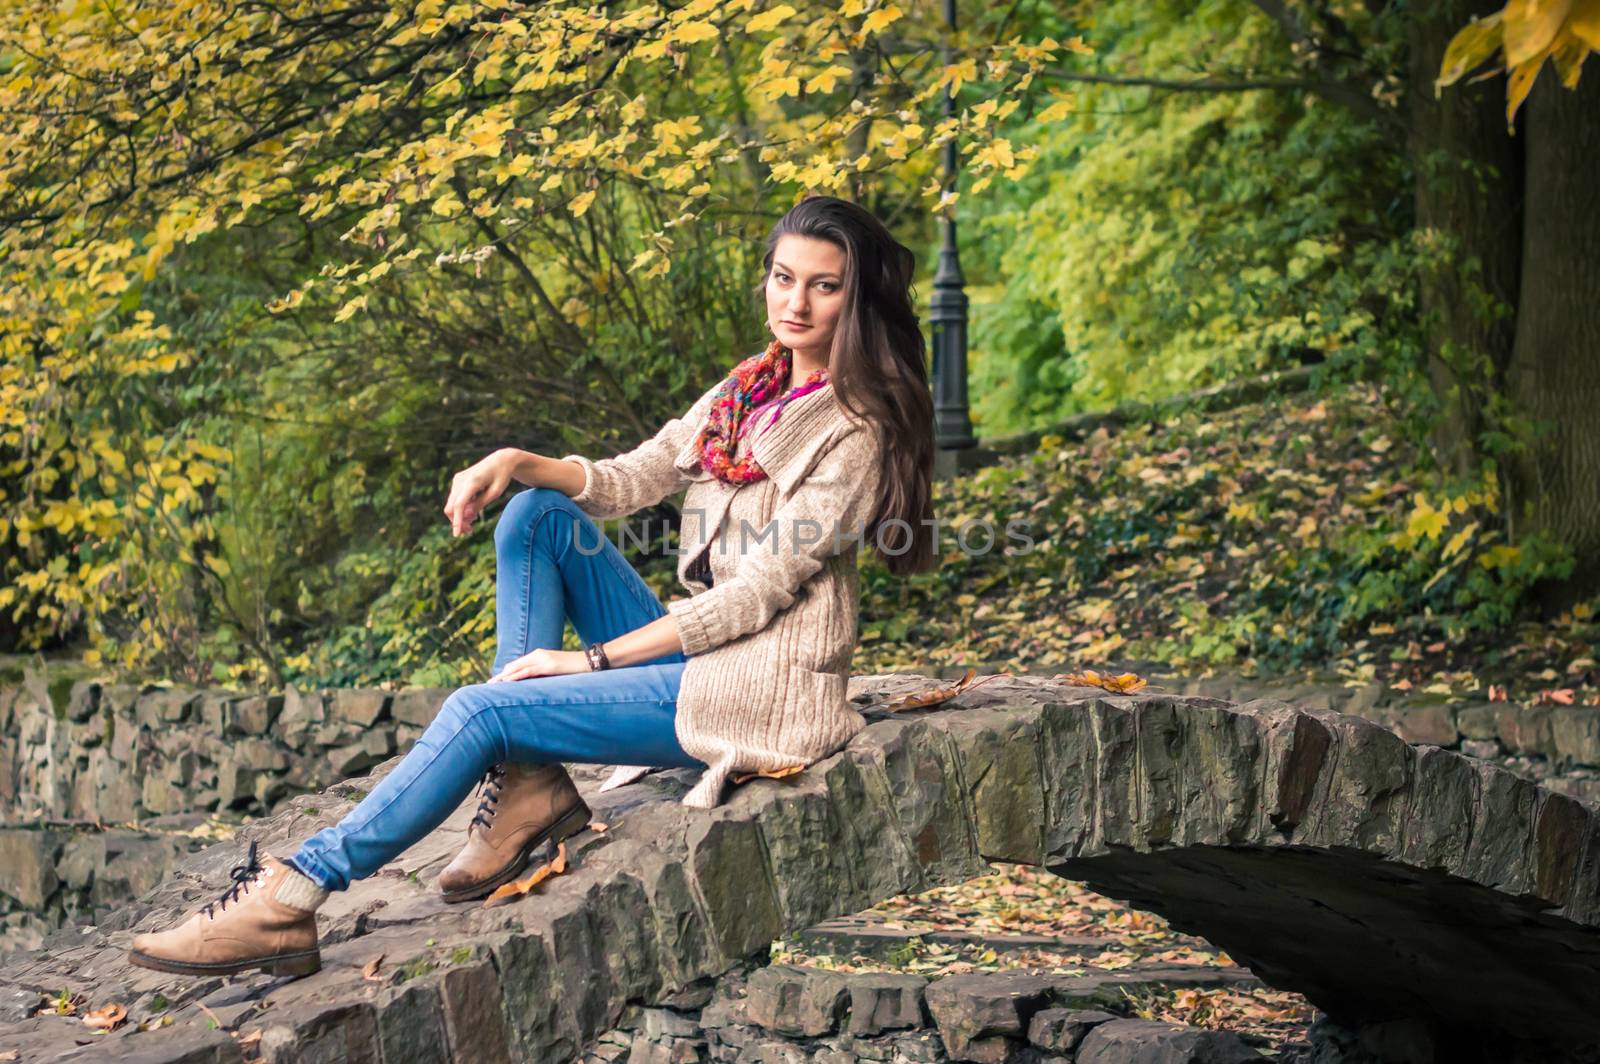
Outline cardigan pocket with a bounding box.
[789,666,850,726]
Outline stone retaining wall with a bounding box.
[0,678,454,957]
[0,822,208,954]
[590,959,1273,1063]
[0,680,452,823]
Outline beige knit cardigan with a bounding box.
[559,368,884,808]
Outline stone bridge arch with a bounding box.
[3,674,1599,1062]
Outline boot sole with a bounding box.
[440,801,592,904]
[128,947,322,978]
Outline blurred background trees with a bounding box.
[2,0,1594,686]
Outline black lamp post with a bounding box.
[930,0,975,476]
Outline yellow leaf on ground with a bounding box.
[733,764,806,785]
[83,1003,127,1031]
[483,841,569,907]
[1055,669,1149,694]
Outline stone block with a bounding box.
[313,721,363,748]
[1027,1008,1115,1054]
[257,998,381,1064]
[392,688,452,727]
[1456,703,1500,742]
[845,972,927,1036]
[688,814,782,964]
[1076,1018,1264,1063]
[230,694,283,735]
[0,828,63,908]
[741,965,850,1038]
[440,962,516,1064]
[942,707,1047,865]
[925,972,1057,1062]
[235,738,290,773]
[197,691,243,736]
[1550,709,1600,768]
[216,759,257,809]
[331,688,391,727]
[1497,705,1553,758]
[135,687,198,728]
[280,687,328,737]
[65,682,100,723]
[374,979,451,1062]
[328,730,396,777]
[1390,705,1459,747]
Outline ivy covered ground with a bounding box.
[851,380,1598,708]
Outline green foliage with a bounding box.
[964,0,1414,434]
[854,380,1588,701]
[2,0,1063,681]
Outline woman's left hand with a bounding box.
[489,648,592,683]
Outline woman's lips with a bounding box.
[782,321,811,329]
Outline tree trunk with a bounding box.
[1503,65,1600,604]
[1406,0,1523,482]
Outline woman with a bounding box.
[126,194,936,978]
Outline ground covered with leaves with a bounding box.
[773,862,1316,1055]
[855,381,1598,708]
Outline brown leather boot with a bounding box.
[127,842,323,978]
[438,762,591,903]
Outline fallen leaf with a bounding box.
[362,954,385,982]
[1538,688,1576,705]
[1056,669,1149,694]
[83,1002,128,1032]
[875,668,1004,713]
[1,1050,20,1060]
[732,764,806,785]
[590,821,609,833]
[483,841,568,908]
[235,1030,263,1048]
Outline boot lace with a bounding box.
[204,840,264,919]
[469,764,508,832]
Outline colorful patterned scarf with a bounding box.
[695,338,831,484]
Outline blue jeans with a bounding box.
[291,488,703,892]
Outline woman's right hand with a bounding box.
[444,450,516,537]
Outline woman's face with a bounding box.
[765,234,847,366]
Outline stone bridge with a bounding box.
[3,673,1599,1062]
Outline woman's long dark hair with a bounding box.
[752,194,937,577]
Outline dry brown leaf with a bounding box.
[732,763,806,785]
[590,821,609,833]
[482,841,569,908]
[877,668,1005,713]
[235,1030,263,1048]
[83,1002,127,1032]
[0,1050,19,1061]
[361,954,385,982]
[1538,688,1576,705]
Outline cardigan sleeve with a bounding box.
[558,379,724,521]
[665,422,883,657]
